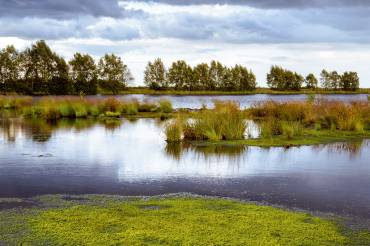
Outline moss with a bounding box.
[1,196,365,245]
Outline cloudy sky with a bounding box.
[1,0,370,87]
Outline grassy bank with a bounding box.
[107,87,370,95]
[0,96,174,120]
[0,194,369,245]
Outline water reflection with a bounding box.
[90,94,369,109]
[0,117,124,143]
[1,117,370,217]
[165,142,247,160]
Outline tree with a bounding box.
[0,45,21,92]
[305,74,318,89]
[321,70,342,90]
[193,63,210,90]
[167,60,193,90]
[144,58,167,90]
[69,53,98,95]
[231,65,256,91]
[341,71,359,91]
[98,54,133,94]
[209,61,226,90]
[320,69,330,89]
[329,71,341,90]
[20,40,69,94]
[267,66,303,90]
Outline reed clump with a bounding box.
[165,118,183,143]
[165,101,247,142]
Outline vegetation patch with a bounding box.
[165,100,370,147]
[0,195,368,245]
[0,96,174,120]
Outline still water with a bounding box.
[1,117,370,218]
[91,93,369,109]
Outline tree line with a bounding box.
[267,66,359,91]
[0,40,133,95]
[0,40,361,95]
[144,59,256,91]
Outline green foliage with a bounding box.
[267,66,304,91]
[69,53,98,95]
[98,53,133,94]
[305,73,318,89]
[321,70,359,91]
[0,196,354,245]
[167,60,193,90]
[144,58,167,89]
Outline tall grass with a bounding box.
[0,96,32,109]
[165,118,182,142]
[249,100,370,134]
[0,96,174,120]
[165,101,247,142]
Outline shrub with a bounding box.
[159,99,173,113]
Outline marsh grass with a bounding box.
[0,96,173,120]
[165,101,247,142]
[165,118,183,143]
[0,96,32,109]
[249,100,370,136]
[158,99,173,113]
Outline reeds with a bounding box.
[165,101,247,142]
[0,96,174,120]
[0,96,32,109]
[165,118,182,142]
[249,100,370,134]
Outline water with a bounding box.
[1,117,370,218]
[88,93,369,109]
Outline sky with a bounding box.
[0,0,370,87]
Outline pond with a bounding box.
[89,93,369,109]
[1,117,370,219]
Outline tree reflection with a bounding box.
[0,117,124,143]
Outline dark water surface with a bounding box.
[89,93,369,109]
[1,117,370,219]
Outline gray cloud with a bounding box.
[0,0,124,19]
[134,0,370,8]
[2,0,370,20]
[1,0,370,44]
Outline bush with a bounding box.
[158,99,173,113]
